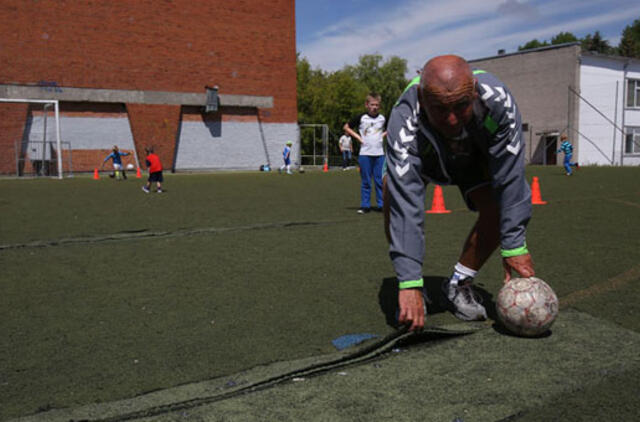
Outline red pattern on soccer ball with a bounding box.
[496,277,559,337]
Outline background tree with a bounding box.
[518,39,549,51]
[551,32,578,44]
[296,53,408,158]
[618,18,640,58]
[581,31,613,54]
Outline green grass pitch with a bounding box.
[1,166,639,420]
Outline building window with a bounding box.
[627,79,640,108]
[625,127,640,154]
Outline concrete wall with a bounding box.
[470,44,581,165]
[176,121,298,170]
[578,56,625,165]
[176,108,298,170]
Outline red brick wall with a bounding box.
[0,0,296,122]
[0,1,297,174]
[0,103,28,175]
[126,104,181,171]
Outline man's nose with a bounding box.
[446,111,459,127]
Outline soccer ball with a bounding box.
[126,163,134,170]
[496,277,559,337]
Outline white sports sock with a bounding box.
[449,262,478,286]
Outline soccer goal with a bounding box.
[299,123,329,167]
[1,98,67,179]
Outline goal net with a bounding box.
[1,98,70,178]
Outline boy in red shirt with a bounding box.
[142,147,164,193]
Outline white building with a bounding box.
[470,43,640,167]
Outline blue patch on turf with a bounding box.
[331,333,380,350]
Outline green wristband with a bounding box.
[399,279,424,289]
[501,244,529,258]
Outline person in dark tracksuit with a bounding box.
[384,55,535,330]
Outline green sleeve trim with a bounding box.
[473,69,487,75]
[501,244,529,258]
[402,76,421,94]
[484,115,498,134]
[399,279,424,289]
[395,76,421,106]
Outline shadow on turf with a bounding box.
[378,276,452,328]
[379,276,510,328]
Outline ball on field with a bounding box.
[126,163,134,170]
[496,277,559,337]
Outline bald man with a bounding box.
[384,55,535,331]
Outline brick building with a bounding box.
[0,0,297,176]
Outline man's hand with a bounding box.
[398,289,425,331]
[503,253,535,283]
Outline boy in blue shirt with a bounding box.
[279,141,293,174]
[557,134,579,175]
[101,145,130,180]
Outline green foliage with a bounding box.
[581,30,613,54]
[551,31,578,44]
[296,53,408,156]
[618,18,640,58]
[518,32,578,51]
[518,39,549,51]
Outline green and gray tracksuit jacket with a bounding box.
[385,70,532,288]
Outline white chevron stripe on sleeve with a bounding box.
[393,141,409,161]
[395,163,410,177]
[399,128,414,144]
[406,117,416,132]
[506,131,521,155]
[480,83,494,101]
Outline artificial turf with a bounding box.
[1,166,639,420]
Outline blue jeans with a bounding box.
[358,155,385,208]
[342,150,352,168]
[564,154,576,174]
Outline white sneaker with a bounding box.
[442,278,487,321]
[142,186,150,193]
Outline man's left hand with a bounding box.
[503,253,535,283]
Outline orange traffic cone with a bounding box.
[136,167,142,178]
[93,168,100,180]
[323,160,328,173]
[426,185,451,214]
[531,176,547,205]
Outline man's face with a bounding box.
[421,82,476,139]
[365,98,380,116]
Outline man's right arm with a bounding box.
[385,92,426,288]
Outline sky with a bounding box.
[296,0,640,75]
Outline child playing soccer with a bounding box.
[142,147,163,193]
[101,145,130,180]
[279,140,293,174]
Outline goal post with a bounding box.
[1,98,64,179]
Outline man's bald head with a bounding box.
[417,55,477,138]
[420,55,475,105]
